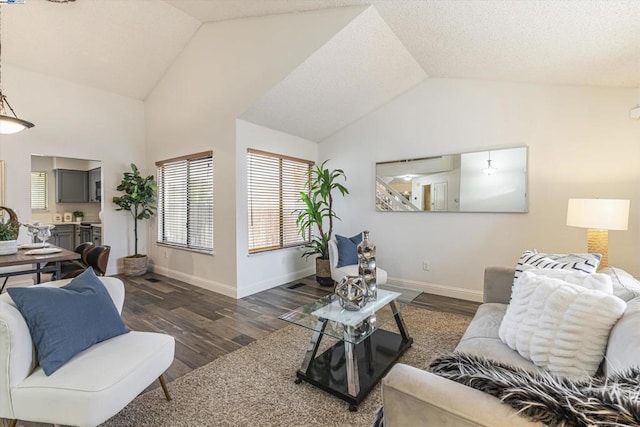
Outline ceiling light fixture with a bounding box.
[0,5,34,134]
[482,151,498,175]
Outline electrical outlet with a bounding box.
[422,261,430,271]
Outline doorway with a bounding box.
[422,185,431,211]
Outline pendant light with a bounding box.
[482,151,498,175]
[0,5,34,134]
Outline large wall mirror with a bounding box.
[376,146,528,213]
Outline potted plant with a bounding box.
[295,160,348,286]
[113,163,157,276]
[0,207,20,256]
[72,210,85,222]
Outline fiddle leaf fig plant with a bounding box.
[112,163,157,257]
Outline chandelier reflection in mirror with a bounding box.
[376,146,528,213]
[0,5,35,134]
[482,151,498,175]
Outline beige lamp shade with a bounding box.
[566,198,630,269]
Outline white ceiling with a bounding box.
[1,0,639,140]
[239,7,427,142]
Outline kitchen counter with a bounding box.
[49,221,101,226]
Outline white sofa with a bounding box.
[328,238,388,285]
[0,277,175,427]
[381,266,640,426]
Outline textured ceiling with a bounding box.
[0,0,638,139]
[1,0,200,100]
[168,0,640,89]
[239,6,426,141]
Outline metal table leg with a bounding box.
[36,263,42,284]
[343,325,360,398]
[299,318,327,374]
[53,261,61,281]
[390,300,411,341]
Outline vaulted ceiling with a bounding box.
[2,0,639,141]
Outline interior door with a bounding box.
[434,181,448,211]
[422,185,431,211]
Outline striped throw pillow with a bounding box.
[514,249,602,284]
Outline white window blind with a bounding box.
[156,151,213,253]
[247,149,312,253]
[30,172,48,210]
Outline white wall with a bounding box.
[144,7,367,297]
[320,79,640,301]
[0,65,145,275]
[235,120,317,297]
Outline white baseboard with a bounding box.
[237,267,315,299]
[149,265,315,299]
[146,267,483,302]
[387,276,483,302]
[150,265,237,298]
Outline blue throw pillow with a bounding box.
[335,233,363,268]
[7,268,129,375]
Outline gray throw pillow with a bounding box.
[600,267,640,302]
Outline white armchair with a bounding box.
[0,277,175,427]
[328,238,388,285]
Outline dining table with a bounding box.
[0,245,80,293]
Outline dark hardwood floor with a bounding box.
[119,272,480,388]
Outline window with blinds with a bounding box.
[30,172,48,210]
[156,151,214,253]
[247,149,312,253]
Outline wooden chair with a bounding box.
[63,245,110,279]
[86,245,110,276]
[58,242,95,280]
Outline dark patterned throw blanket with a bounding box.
[430,353,640,427]
[371,353,640,427]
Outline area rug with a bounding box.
[101,307,471,427]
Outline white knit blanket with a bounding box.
[499,271,626,379]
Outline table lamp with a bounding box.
[566,198,630,269]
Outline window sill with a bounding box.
[156,242,214,256]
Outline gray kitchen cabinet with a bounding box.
[91,226,102,246]
[88,167,101,203]
[79,225,92,245]
[56,169,88,203]
[52,225,76,250]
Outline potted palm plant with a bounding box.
[113,163,157,276]
[0,207,20,256]
[295,160,348,286]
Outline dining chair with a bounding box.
[62,245,110,279]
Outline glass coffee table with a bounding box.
[279,285,422,411]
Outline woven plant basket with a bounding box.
[315,257,333,287]
[123,255,148,276]
[0,206,19,255]
[0,206,20,239]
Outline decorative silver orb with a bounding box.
[335,276,369,311]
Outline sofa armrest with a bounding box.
[483,266,516,304]
[382,364,541,427]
